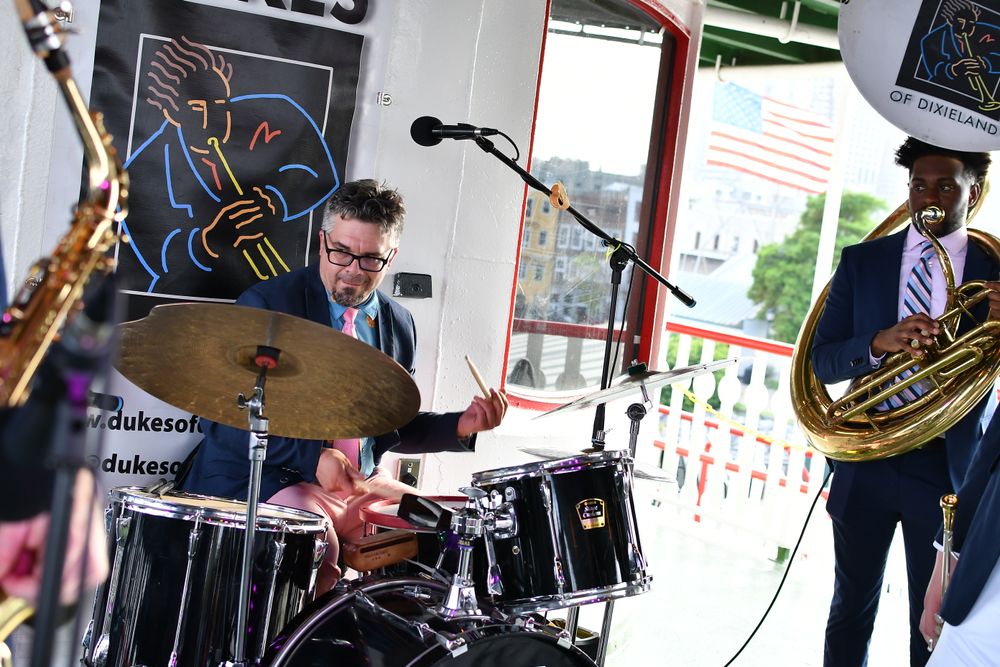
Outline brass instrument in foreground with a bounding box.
[940,494,958,598]
[0,0,128,408]
[0,0,128,652]
[791,197,1000,462]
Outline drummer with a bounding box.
[178,179,508,590]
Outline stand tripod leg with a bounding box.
[595,600,616,666]
[565,605,580,644]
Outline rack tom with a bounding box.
[471,450,651,613]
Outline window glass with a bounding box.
[508,0,670,393]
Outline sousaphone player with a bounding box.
[805,138,1000,667]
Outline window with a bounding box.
[557,225,570,249]
[506,0,677,395]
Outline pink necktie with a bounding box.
[329,308,361,474]
[341,307,357,338]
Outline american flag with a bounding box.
[706,82,834,194]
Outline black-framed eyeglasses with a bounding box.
[321,233,394,272]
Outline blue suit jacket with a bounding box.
[179,264,473,501]
[812,228,997,518]
[940,412,1000,624]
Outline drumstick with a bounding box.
[465,355,491,399]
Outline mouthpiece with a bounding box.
[917,206,945,224]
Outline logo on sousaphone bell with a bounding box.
[896,0,1000,119]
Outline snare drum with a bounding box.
[471,450,651,613]
[83,488,328,667]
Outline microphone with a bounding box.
[410,116,500,147]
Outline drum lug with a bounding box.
[553,557,566,592]
[308,537,328,597]
[481,531,504,597]
[258,531,287,656]
[169,513,204,667]
[630,542,647,573]
[488,501,518,540]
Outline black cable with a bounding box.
[722,466,833,667]
[497,131,520,162]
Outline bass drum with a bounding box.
[263,577,596,666]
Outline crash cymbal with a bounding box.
[536,358,737,419]
[116,303,420,440]
[519,447,676,483]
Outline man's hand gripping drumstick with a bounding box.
[457,355,509,438]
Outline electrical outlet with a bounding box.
[396,457,421,487]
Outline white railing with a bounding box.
[652,320,828,557]
[507,317,830,558]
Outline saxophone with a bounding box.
[0,0,128,408]
[0,0,128,657]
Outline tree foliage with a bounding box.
[748,192,887,343]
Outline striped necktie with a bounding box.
[881,241,934,409]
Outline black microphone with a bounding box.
[410,116,500,147]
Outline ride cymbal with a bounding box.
[116,302,420,440]
[536,358,737,419]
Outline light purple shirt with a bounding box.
[869,224,968,368]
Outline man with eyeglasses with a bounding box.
[178,179,508,590]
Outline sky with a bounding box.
[531,31,662,177]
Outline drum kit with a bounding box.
[79,302,725,667]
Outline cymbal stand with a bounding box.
[228,348,277,667]
[472,128,694,667]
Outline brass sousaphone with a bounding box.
[790,196,1000,461]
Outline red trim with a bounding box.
[501,0,553,391]
[665,320,795,357]
[513,318,628,341]
[637,4,691,376]
[668,441,826,498]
